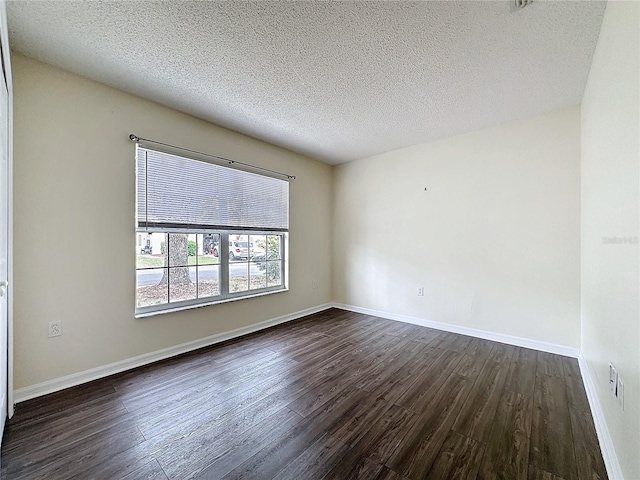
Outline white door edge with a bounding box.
[0,0,13,421]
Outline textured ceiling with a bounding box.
[8,1,606,164]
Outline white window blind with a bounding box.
[136,146,289,231]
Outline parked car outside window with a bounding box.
[229,241,250,260]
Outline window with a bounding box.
[135,146,289,315]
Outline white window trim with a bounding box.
[135,287,290,319]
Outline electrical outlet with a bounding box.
[609,363,618,397]
[48,321,62,337]
[417,286,424,297]
[312,280,317,289]
[617,377,624,410]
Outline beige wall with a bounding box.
[12,54,332,389]
[581,1,640,478]
[332,106,581,348]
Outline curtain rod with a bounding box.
[129,134,296,180]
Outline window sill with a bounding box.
[135,287,289,319]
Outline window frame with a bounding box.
[134,144,290,317]
[135,228,287,317]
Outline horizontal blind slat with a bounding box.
[136,146,289,230]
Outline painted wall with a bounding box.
[332,106,581,348]
[12,54,332,389]
[580,1,640,478]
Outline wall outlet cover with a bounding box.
[609,363,617,397]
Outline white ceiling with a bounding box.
[7,1,606,164]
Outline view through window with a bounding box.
[135,145,289,314]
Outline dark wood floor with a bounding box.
[2,308,608,480]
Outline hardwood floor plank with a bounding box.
[379,322,442,345]
[454,337,494,379]
[321,320,380,341]
[67,445,163,480]
[382,321,428,339]
[363,350,436,404]
[395,348,462,413]
[294,343,358,373]
[569,407,608,480]
[528,464,566,480]
[536,352,565,379]
[142,390,289,460]
[289,339,352,364]
[353,345,417,392]
[138,387,269,443]
[3,401,132,462]
[2,392,127,453]
[452,359,509,443]
[117,349,285,406]
[411,327,444,346]
[350,329,400,350]
[162,406,304,480]
[228,354,298,380]
[426,431,485,480]
[253,327,323,350]
[254,365,329,401]
[323,404,415,480]
[487,342,516,364]
[209,344,283,368]
[7,425,145,480]
[440,333,474,352]
[529,374,578,480]
[478,390,532,480]
[371,465,406,480]
[147,388,304,476]
[386,374,474,480]
[272,333,333,357]
[562,358,590,413]
[145,388,302,471]
[322,320,381,340]
[10,379,117,425]
[271,433,347,480]
[370,319,416,338]
[304,311,364,334]
[110,341,264,393]
[119,459,168,480]
[287,349,389,418]
[504,347,538,396]
[333,458,386,480]
[311,345,368,377]
[125,359,292,424]
[286,373,357,418]
[328,393,395,447]
[362,404,417,466]
[358,339,410,368]
[217,388,366,480]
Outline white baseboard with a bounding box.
[331,303,580,358]
[578,354,624,480]
[14,303,332,404]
